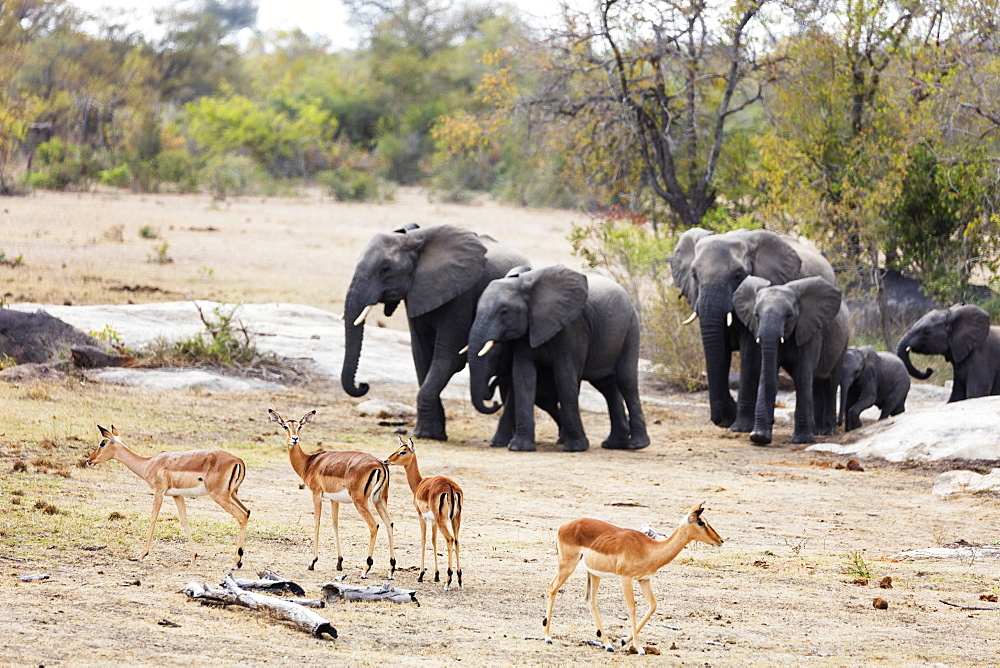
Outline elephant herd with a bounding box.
[341,223,648,452]
[341,223,1000,450]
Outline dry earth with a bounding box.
[1,189,999,666]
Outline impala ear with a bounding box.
[407,437,415,451]
[267,409,284,425]
[111,425,119,437]
[687,502,706,523]
[298,409,316,426]
[98,425,111,438]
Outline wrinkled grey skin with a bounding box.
[467,266,649,452]
[734,276,849,445]
[341,224,528,441]
[838,346,910,431]
[895,304,1000,402]
[671,228,836,432]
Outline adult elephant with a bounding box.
[467,265,649,452]
[895,304,1000,402]
[733,276,849,445]
[342,224,528,441]
[670,228,836,431]
[838,346,910,432]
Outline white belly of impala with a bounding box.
[583,564,618,579]
[167,482,207,497]
[321,490,353,504]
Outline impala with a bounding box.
[384,436,463,590]
[86,425,250,568]
[542,503,724,654]
[268,409,396,578]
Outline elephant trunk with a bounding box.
[750,320,782,445]
[895,334,933,380]
[697,285,737,428]
[341,279,374,397]
[467,321,502,414]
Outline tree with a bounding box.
[531,0,772,229]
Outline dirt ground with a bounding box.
[1,189,999,666]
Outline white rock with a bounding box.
[932,468,1000,498]
[355,399,416,419]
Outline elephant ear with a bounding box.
[733,276,771,334]
[861,346,880,386]
[788,276,842,345]
[407,225,488,318]
[670,227,714,307]
[947,304,990,363]
[746,230,803,285]
[524,266,589,347]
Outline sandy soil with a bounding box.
[1,190,999,666]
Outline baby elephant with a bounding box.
[838,346,910,432]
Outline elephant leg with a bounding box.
[792,365,817,444]
[490,380,516,447]
[553,362,588,453]
[948,371,968,402]
[535,369,564,443]
[813,376,838,435]
[592,376,630,450]
[614,327,650,450]
[850,384,877,430]
[731,333,760,433]
[413,327,467,442]
[508,354,539,451]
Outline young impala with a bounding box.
[543,503,724,654]
[384,436,463,590]
[86,425,250,568]
[268,409,396,578]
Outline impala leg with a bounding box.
[586,572,613,651]
[543,550,581,644]
[173,496,197,565]
[353,499,380,579]
[621,578,657,650]
[619,577,644,654]
[452,497,462,588]
[212,489,250,569]
[373,495,396,579]
[141,492,165,560]
[430,520,440,582]
[417,511,428,583]
[436,516,456,590]
[309,494,322,571]
[330,501,343,571]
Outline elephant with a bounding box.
[838,346,910,432]
[467,265,649,452]
[895,304,1000,402]
[733,276,849,445]
[341,224,528,441]
[670,228,836,432]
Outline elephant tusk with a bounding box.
[478,340,495,357]
[780,336,785,344]
[458,345,468,355]
[755,337,760,344]
[353,304,374,327]
[905,346,912,353]
[681,312,698,325]
[727,312,733,327]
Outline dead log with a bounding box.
[182,575,337,639]
[231,573,306,597]
[321,581,419,606]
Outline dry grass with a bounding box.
[0,190,998,665]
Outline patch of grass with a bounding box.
[147,241,173,264]
[844,550,874,579]
[102,224,125,243]
[0,249,25,267]
[0,353,17,370]
[88,324,131,355]
[138,225,160,239]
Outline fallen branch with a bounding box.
[183,575,337,639]
[939,600,1000,611]
[231,569,306,597]
[321,581,419,606]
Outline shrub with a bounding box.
[199,155,261,200]
[138,225,160,240]
[317,167,395,203]
[98,164,132,188]
[147,242,172,264]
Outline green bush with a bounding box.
[317,167,394,203]
[199,155,261,200]
[98,164,132,188]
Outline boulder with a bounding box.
[0,309,132,368]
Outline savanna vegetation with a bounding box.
[4,0,1000,367]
